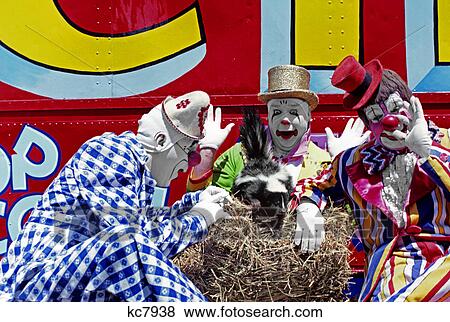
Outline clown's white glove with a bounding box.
[199,105,235,150]
[325,118,371,159]
[199,186,230,204]
[294,201,324,252]
[392,96,431,158]
[190,201,231,226]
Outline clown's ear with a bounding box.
[151,132,169,153]
[155,133,166,147]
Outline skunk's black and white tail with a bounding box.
[239,109,271,160]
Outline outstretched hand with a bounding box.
[199,105,235,150]
[326,118,371,159]
[391,96,431,158]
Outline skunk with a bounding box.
[232,109,294,231]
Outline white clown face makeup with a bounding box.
[150,137,198,187]
[363,92,413,151]
[267,98,311,153]
[137,102,203,187]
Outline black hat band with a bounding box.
[350,72,372,97]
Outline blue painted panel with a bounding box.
[406,0,450,92]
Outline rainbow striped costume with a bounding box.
[293,140,450,301]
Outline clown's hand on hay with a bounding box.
[0,91,231,302]
[292,55,450,302]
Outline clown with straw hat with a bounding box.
[187,65,370,252]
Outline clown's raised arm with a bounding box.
[134,92,231,257]
[293,55,450,302]
[187,105,235,191]
[406,96,450,192]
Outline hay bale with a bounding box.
[174,199,354,301]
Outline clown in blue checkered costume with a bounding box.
[0,91,231,302]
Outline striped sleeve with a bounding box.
[187,144,244,193]
[421,145,450,199]
[187,169,213,192]
[290,153,343,212]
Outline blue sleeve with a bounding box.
[76,134,209,258]
[143,210,208,259]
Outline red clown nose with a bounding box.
[188,151,202,167]
[381,115,399,132]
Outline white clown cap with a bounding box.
[137,91,210,153]
[162,90,210,139]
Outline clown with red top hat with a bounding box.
[292,56,450,302]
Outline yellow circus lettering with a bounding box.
[293,0,360,67]
[437,0,450,63]
[0,1,204,73]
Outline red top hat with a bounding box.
[331,55,383,110]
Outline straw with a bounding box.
[174,198,355,301]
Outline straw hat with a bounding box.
[258,65,319,110]
[331,55,383,110]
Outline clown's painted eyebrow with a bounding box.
[365,104,383,119]
[385,94,403,112]
[269,100,289,109]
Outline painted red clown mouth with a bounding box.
[381,124,407,141]
[276,129,298,140]
[380,133,398,141]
